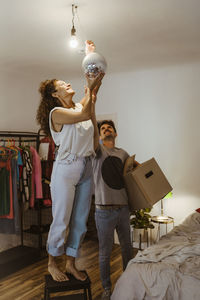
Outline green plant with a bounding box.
[130,208,154,229]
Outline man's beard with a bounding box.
[103,134,115,142]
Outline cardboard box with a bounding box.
[124,157,172,211]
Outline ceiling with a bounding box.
[1,0,200,78]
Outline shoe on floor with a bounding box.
[101,288,111,300]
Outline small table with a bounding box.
[151,215,174,240]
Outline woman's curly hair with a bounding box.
[36,79,62,136]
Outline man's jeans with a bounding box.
[95,206,133,289]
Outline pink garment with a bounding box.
[29,146,43,208]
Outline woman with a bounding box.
[36,69,103,282]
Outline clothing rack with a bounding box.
[0,130,45,279]
[0,131,40,150]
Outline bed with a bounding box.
[111,210,200,300]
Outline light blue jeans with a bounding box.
[47,156,92,257]
[95,206,133,289]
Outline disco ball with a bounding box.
[82,52,107,78]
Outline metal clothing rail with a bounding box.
[0,139,37,142]
[0,130,46,151]
[0,131,40,245]
[0,130,46,279]
[0,131,39,136]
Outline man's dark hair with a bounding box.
[97,120,117,134]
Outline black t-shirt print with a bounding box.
[101,156,125,190]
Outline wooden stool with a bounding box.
[44,271,92,300]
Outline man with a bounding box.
[92,120,138,300]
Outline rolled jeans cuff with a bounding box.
[47,244,64,257]
[66,246,80,258]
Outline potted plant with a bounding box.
[130,208,154,250]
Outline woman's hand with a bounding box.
[79,73,104,108]
[85,40,96,55]
[86,72,104,91]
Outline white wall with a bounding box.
[0,69,81,132]
[0,70,37,131]
[1,62,200,226]
[77,62,200,225]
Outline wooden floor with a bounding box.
[0,238,137,300]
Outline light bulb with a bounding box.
[69,35,78,48]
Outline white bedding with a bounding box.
[111,212,200,300]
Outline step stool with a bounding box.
[44,271,92,300]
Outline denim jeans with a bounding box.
[47,156,93,257]
[66,156,93,256]
[95,206,133,289]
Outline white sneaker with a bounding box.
[101,288,111,300]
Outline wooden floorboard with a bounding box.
[0,238,137,300]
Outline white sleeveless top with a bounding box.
[49,103,94,161]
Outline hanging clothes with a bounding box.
[0,159,11,216]
[39,137,55,207]
[29,146,43,208]
[0,139,43,234]
[0,147,19,234]
[0,157,20,234]
[19,145,33,210]
[0,149,15,219]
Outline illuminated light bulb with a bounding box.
[69,5,80,49]
[69,35,78,48]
